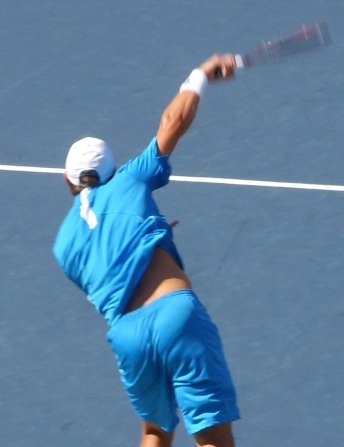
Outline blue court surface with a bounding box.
[1,1,343,446]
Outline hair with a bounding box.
[66,169,116,196]
[68,174,100,196]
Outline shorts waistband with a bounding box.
[118,288,196,322]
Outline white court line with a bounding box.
[0,165,64,174]
[1,164,344,192]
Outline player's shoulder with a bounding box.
[118,138,166,171]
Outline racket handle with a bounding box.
[234,54,245,69]
[214,54,245,78]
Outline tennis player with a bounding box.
[54,53,240,447]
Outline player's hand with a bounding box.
[199,53,235,82]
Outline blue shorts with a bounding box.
[107,289,240,435]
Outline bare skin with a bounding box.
[138,421,235,447]
[156,54,235,157]
[126,246,192,312]
[194,423,235,447]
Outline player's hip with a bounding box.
[107,288,221,369]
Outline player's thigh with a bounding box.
[194,422,235,447]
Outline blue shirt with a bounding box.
[53,138,184,324]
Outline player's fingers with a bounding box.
[203,54,235,81]
[219,54,236,78]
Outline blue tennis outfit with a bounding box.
[53,137,240,434]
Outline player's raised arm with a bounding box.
[156,53,235,156]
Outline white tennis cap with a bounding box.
[65,137,116,186]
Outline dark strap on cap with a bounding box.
[79,169,100,186]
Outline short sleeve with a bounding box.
[120,138,171,190]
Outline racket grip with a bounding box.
[214,54,245,78]
[214,67,223,78]
[234,54,245,69]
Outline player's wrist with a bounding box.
[179,68,208,98]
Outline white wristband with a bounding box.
[179,68,208,98]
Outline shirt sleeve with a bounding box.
[120,137,171,190]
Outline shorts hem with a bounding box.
[186,411,241,435]
[140,416,179,434]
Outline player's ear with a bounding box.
[63,172,72,187]
[63,172,78,195]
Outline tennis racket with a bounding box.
[232,21,331,70]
